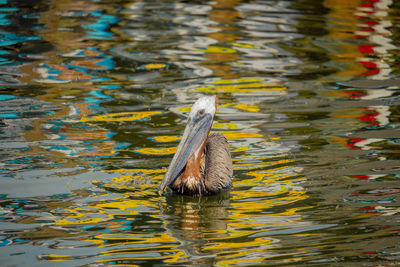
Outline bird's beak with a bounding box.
[160,113,213,192]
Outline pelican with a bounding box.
[160,95,233,196]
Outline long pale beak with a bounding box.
[160,113,213,192]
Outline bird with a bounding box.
[160,95,233,196]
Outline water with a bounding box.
[0,0,399,265]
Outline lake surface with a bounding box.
[0,0,399,266]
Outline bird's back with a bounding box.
[203,133,233,194]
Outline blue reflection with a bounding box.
[0,112,19,118]
[85,89,114,110]
[0,13,10,26]
[0,7,17,12]
[0,94,16,101]
[0,237,11,247]
[0,57,12,65]
[65,57,114,72]
[90,77,111,82]
[95,57,115,70]
[113,142,130,150]
[99,85,121,90]
[90,90,112,100]
[83,10,119,40]
[0,30,40,47]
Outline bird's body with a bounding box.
[170,133,232,196]
[160,96,233,196]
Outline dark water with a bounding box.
[0,0,399,265]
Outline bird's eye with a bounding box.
[197,109,205,116]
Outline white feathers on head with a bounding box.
[189,95,216,118]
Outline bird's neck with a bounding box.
[182,152,202,190]
[175,136,209,195]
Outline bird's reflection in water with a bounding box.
[161,192,231,264]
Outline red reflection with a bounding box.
[346,138,366,149]
[358,45,374,54]
[359,61,380,76]
[354,0,393,78]
[342,90,368,98]
[358,108,380,125]
[359,206,378,211]
[352,175,370,180]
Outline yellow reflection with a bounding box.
[81,111,162,122]
[230,159,307,212]
[232,146,250,152]
[42,254,75,261]
[232,189,306,212]
[56,208,105,226]
[96,250,187,266]
[205,236,273,250]
[163,251,187,264]
[96,261,139,267]
[140,63,168,70]
[178,106,191,113]
[234,103,260,112]
[213,122,238,129]
[105,168,165,174]
[223,131,262,140]
[199,46,237,54]
[231,42,256,49]
[135,147,177,155]
[152,135,181,142]
[54,169,166,228]
[195,80,286,94]
[215,78,263,84]
[234,161,298,185]
[93,232,176,248]
[97,169,165,194]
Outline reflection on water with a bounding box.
[0,0,399,265]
